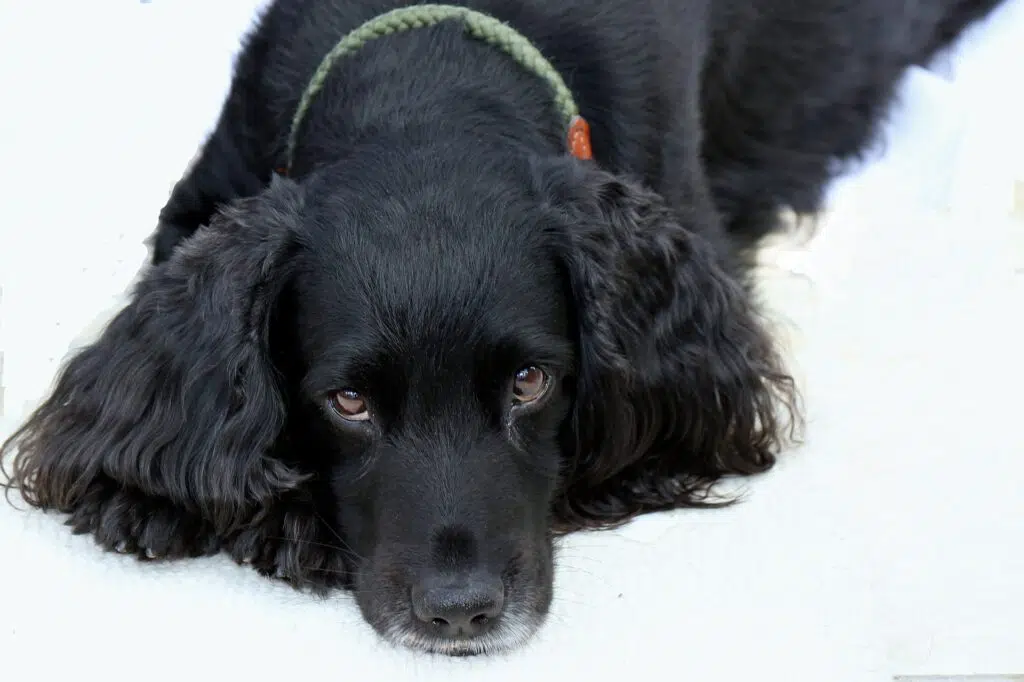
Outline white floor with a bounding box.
[1,1,1023,680]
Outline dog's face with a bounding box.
[280,154,579,652]
[3,142,797,656]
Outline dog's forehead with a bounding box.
[292,194,572,367]
[305,239,563,328]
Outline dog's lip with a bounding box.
[391,627,531,657]
[417,634,495,656]
[378,600,545,656]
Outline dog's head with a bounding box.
[2,143,797,655]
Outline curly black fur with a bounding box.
[1,0,1005,655]
[533,160,799,529]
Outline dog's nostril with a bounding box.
[411,573,505,637]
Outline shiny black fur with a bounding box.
[2,0,1005,655]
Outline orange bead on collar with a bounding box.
[567,115,593,161]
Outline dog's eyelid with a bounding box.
[493,332,575,372]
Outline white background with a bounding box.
[1,1,1022,680]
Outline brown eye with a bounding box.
[512,366,550,404]
[328,389,370,421]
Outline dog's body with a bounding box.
[2,0,1005,656]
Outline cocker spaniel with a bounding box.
[1,0,1004,657]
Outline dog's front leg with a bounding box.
[225,496,352,594]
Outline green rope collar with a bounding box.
[283,3,592,174]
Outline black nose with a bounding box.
[411,573,505,637]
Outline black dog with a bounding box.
[1,0,1004,656]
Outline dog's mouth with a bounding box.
[380,602,545,656]
[354,545,554,656]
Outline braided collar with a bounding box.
[281,3,593,175]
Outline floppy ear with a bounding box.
[540,162,801,530]
[1,176,308,534]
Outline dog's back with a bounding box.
[225,0,1007,253]
[699,0,1007,243]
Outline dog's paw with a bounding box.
[225,503,350,593]
[65,480,221,560]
